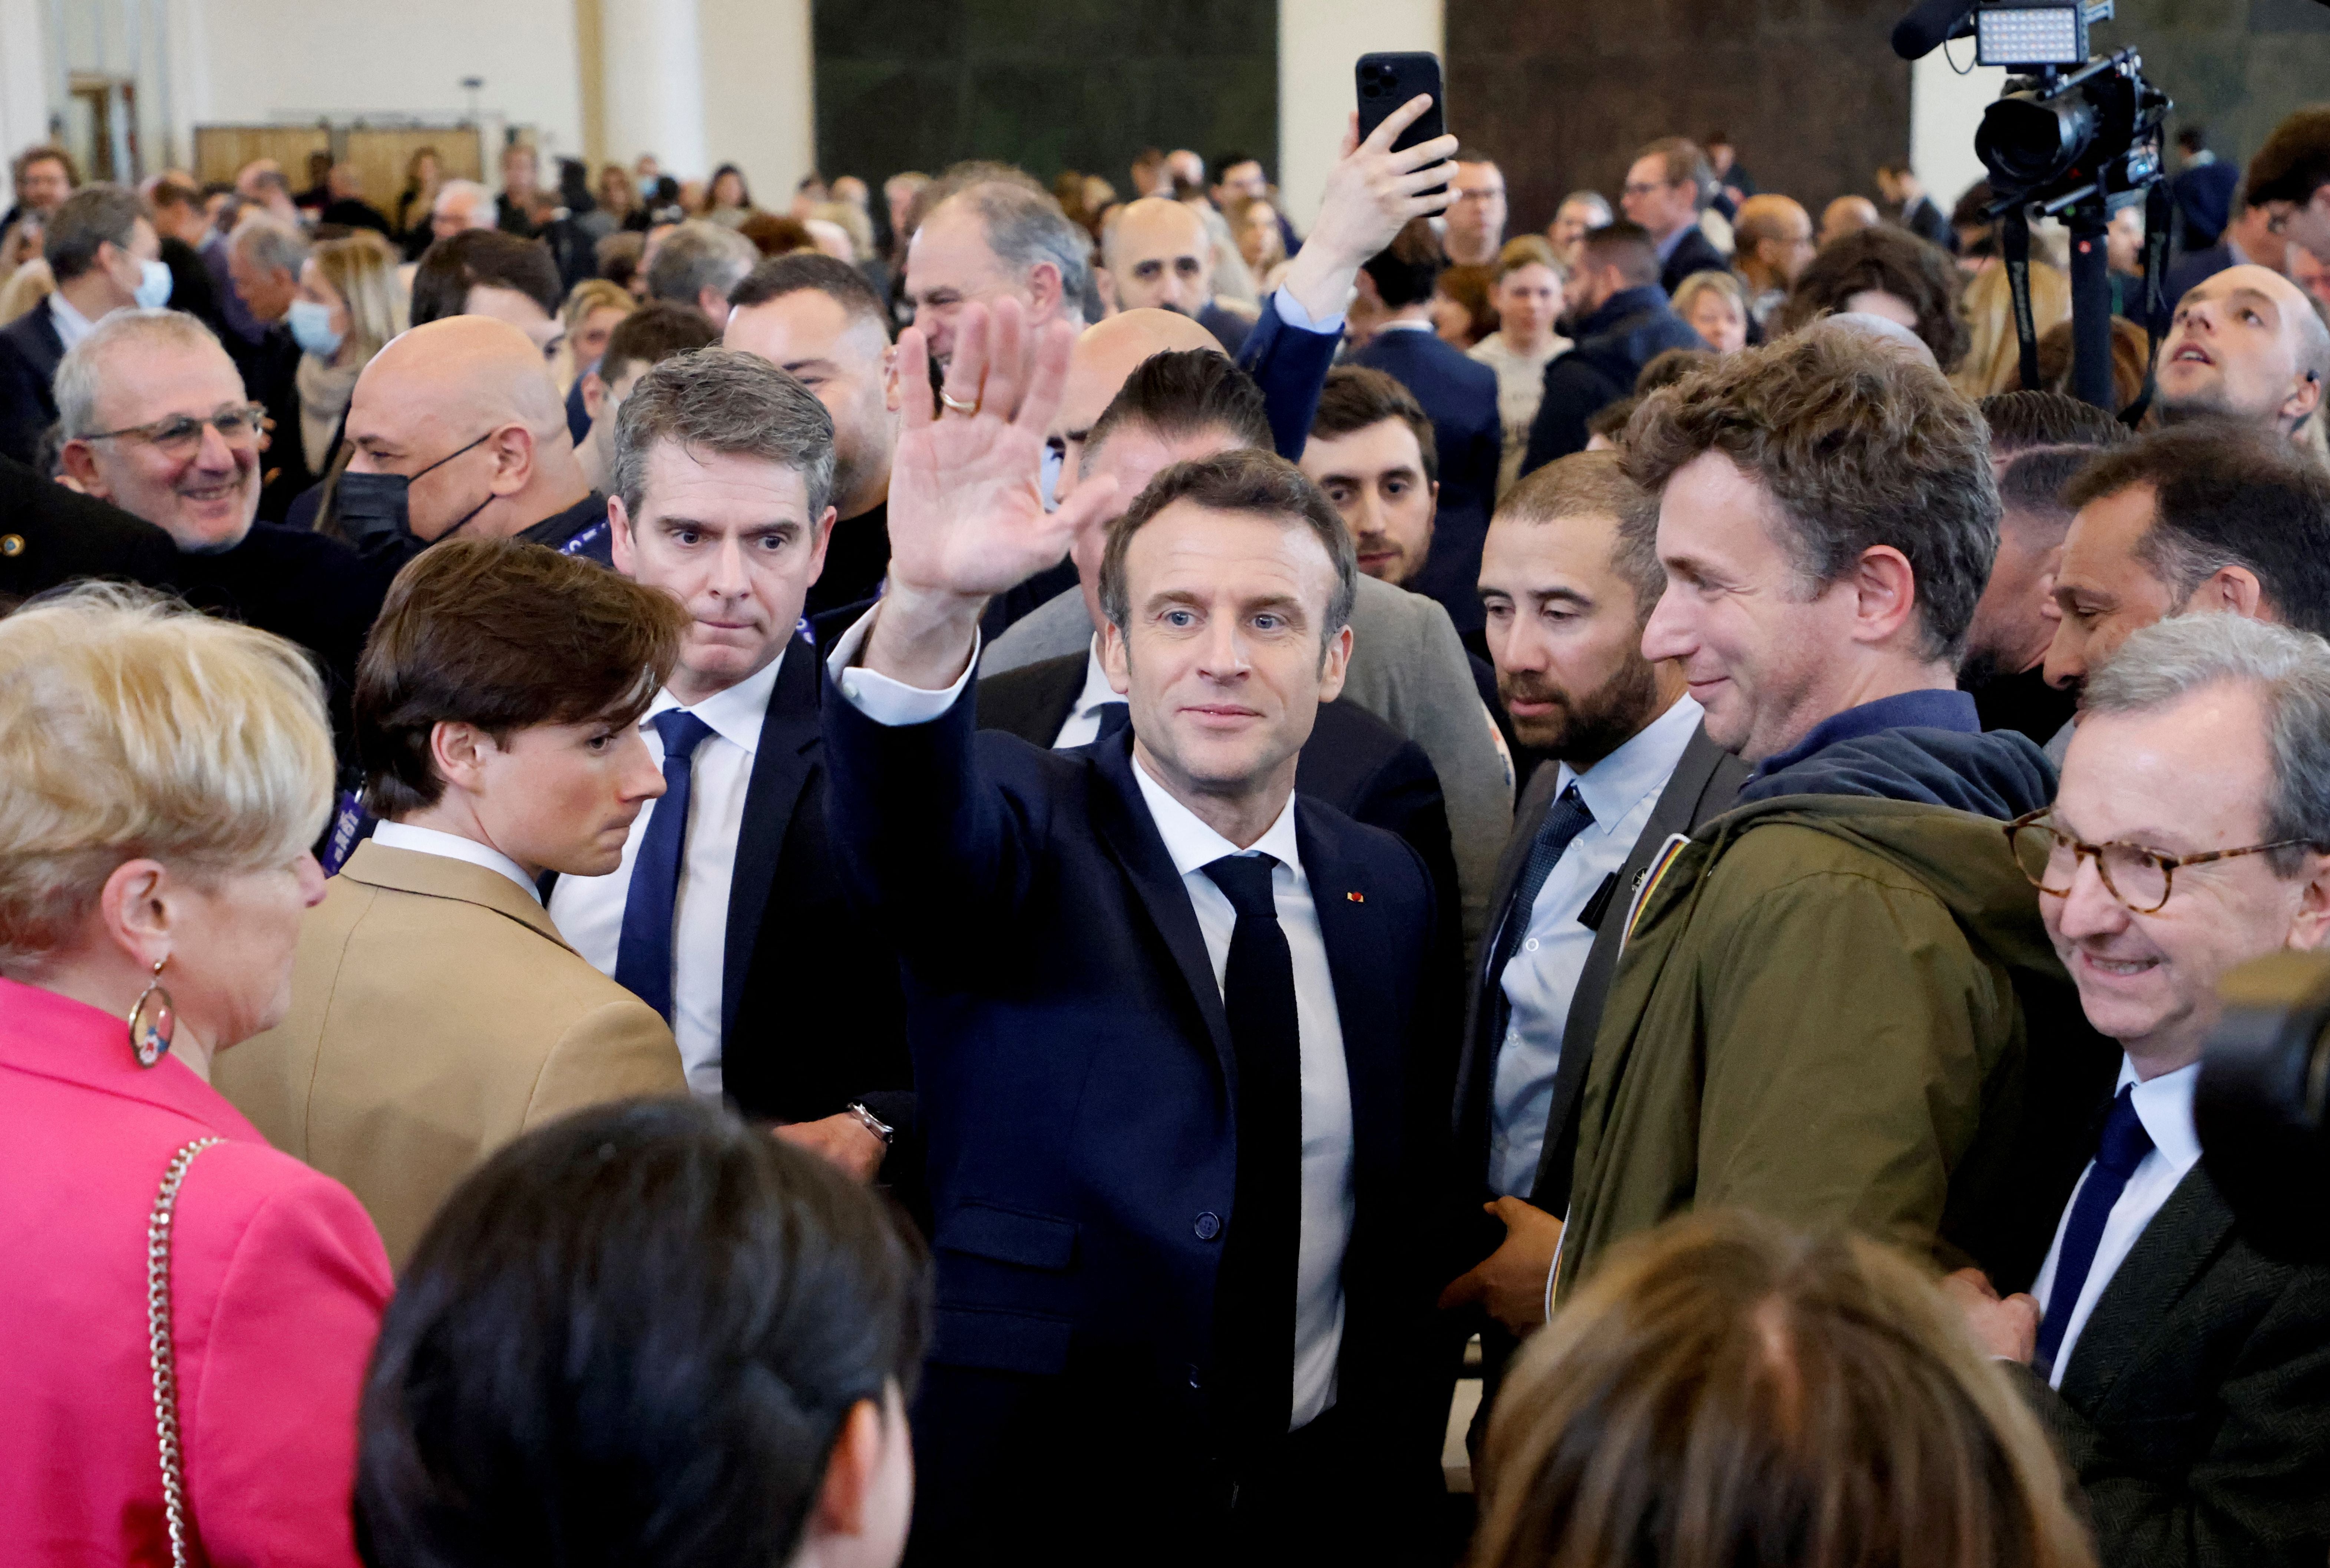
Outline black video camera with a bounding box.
[1892,0,2172,414]
[2197,953,2330,1264]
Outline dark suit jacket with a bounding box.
[975,652,1461,929]
[159,236,228,339]
[1238,292,1344,462]
[1659,225,1731,295]
[1453,721,1748,1217]
[2019,1164,2330,1568]
[0,300,65,464]
[1899,195,1957,254]
[0,452,181,603]
[824,677,1461,1557]
[542,638,914,1137]
[1346,326,1502,635]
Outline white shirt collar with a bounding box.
[370,820,541,902]
[1375,318,1436,334]
[2118,1056,2202,1171]
[642,647,783,754]
[1128,751,1304,879]
[1555,694,1705,831]
[1075,637,1121,721]
[47,290,97,350]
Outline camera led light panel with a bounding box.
[1978,5,2085,65]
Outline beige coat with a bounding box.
[217,841,684,1266]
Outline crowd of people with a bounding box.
[3,85,2330,1568]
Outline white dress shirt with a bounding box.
[1051,638,1122,748]
[827,609,1356,1430]
[370,820,540,900]
[47,290,96,352]
[2028,1057,2203,1387]
[548,653,783,1102]
[1490,695,1702,1197]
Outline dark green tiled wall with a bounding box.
[2111,0,2330,173]
[814,0,1279,189]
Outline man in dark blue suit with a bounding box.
[824,299,1461,1565]
[1348,219,1502,637]
[544,348,912,1174]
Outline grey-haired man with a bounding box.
[547,347,913,1181]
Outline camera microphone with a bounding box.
[1891,0,1980,59]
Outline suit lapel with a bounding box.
[1090,735,1236,1084]
[1304,805,1398,1192]
[976,652,1087,747]
[2061,1164,2236,1410]
[721,637,822,1046]
[1530,725,1742,1208]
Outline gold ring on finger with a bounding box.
[938,388,980,416]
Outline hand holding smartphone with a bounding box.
[1356,52,1449,199]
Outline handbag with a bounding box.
[148,1137,223,1568]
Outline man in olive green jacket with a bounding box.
[1551,327,2124,1304]
[1557,795,2118,1298]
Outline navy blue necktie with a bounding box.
[1095,702,1131,743]
[1489,784,1594,992]
[2036,1084,2155,1372]
[612,710,714,1022]
[1202,852,1301,1446]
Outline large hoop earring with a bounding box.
[128,957,176,1069]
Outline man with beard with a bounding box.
[1440,451,1745,1394]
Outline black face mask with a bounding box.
[330,431,495,549]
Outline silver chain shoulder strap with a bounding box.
[148,1136,224,1568]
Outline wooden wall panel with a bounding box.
[193,126,330,188]
[343,128,484,219]
[1446,0,1913,236]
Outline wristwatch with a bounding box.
[845,1101,895,1148]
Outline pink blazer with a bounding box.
[0,978,393,1568]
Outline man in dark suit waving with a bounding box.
[824,297,1460,1564]
[546,348,911,1176]
[1949,612,2330,1567]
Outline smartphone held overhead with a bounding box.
[1356,52,1449,198]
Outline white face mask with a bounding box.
[287,297,343,358]
[133,256,174,310]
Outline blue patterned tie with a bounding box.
[2036,1084,2155,1373]
[1489,784,1594,990]
[612,710,715,1022]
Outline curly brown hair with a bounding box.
[1621,326,1999,662]
[1777,226,1971,371]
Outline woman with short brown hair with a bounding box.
[1473,1210,2096,1568]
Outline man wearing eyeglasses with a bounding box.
[1617,138,1725,297]
[1949,612,2330,1568]
[46,306,378,750]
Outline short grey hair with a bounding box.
[56,309,232,439]
[230,215,311,279]
[611,347,836,522]
[2083,612,2330,874]
[646,219,756,307]
[434,178,490,221]
[1559,190,1614,225]
[45,184,145,283]
[931,174,1091,305]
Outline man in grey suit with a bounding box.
[1949,612,2330,1568]
[1441,451,1745,1385]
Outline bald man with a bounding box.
[2158,263,2330,441]
[982,307,1518,959]
[1732,194,1815,327]
[1101,196,1260,354]
[339,315,608,562]
[1820,194,1881,248]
